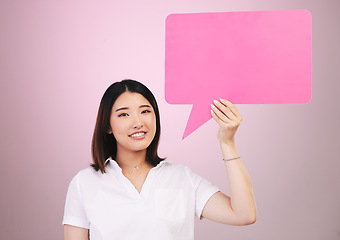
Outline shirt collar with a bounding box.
[104,157,171,171]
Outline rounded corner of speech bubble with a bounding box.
[165,13,176,25]
[302,93,312,104]
[301,9,312,18]
[164,89,175,105]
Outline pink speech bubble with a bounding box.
[165,10,312,139]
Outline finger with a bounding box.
[213,100,238,121]
[210,109,225,127]
[211,103,231,123]
[220,99,243,121]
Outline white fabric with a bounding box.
[62,158,219,240]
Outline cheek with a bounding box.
[150,116,157,133]
[110,121,127,137]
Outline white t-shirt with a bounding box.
[62,158,219,240]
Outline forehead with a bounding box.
[113,92,151,108]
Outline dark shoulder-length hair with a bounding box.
[91,79,165,173]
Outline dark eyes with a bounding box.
[141,110,151,114]
[118,113,128,117]
[118,110,151,117]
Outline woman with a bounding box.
[63,79,256,240]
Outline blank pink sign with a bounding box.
[165,10,312,139]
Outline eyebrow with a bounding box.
[115,104,152,112]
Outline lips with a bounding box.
[129,131,146,138]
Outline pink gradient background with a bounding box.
[0,0,339,239]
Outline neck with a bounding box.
[115,149,148,168]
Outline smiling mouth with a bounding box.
[129,132,146,138]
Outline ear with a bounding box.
[107,126,112,134]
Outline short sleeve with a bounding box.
[185,167,220,220]
[62,174,90,229]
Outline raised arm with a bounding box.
[201,99,257,226]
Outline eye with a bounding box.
[118,113,128,117]
[141,109,151,114]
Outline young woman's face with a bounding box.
[109,91,156,155]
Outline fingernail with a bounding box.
[213,100,218,104]
[210,104,215,108]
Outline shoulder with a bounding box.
[166,160,198,175]
[66,166,107,197]
[69,166,102,186]
[157,159,190,173]
[157,160,199,183]
[163,160,216,187]
[73,166,97,178]
[77,166,98,177]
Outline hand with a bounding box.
[210,99,243,145]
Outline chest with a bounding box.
[82,166,196,239]
[122,169,150,193]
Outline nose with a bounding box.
[133,122,143,129]
[132,115,143,129]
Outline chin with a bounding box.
[128,142,151,152]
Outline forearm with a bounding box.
[221,142,257,222]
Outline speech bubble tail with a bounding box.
[182,104,211,139]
